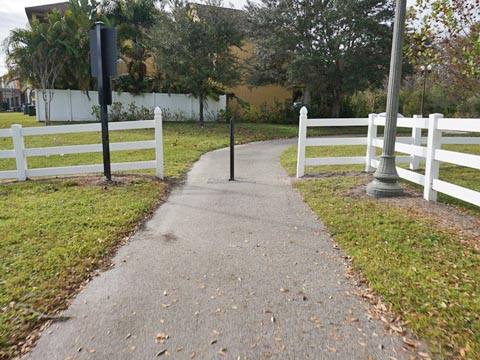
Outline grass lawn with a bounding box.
[280,144,480,358]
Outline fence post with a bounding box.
[365,113,377,172]
[410,114,422,170]
[154,107,164,179]
[12,124,27,181]
[296,106,308,178]
[424,113,443,202]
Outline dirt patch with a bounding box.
[302,170,367,179]
[343,173,480,252]
[162,232,178,243]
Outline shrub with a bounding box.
[91,102,154,122]
[224,98,297,124]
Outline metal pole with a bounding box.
[229,116,234,181]
[420,68,426,117]
[366,0,406,197]
[96,22,112,181]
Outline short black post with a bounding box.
[95,22,111,181]
[229,116,234,181]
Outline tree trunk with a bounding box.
[47,90,54,126]
[302,88,311,105]
[41,89,50,126]
[199,95,204,127]
[331,90,341,118]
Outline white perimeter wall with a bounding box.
[35,89,227,122]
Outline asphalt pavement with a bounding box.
[26,139,414,359]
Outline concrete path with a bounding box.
[27,139,411,359]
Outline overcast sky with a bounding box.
[0,0,417,77]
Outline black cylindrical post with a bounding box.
[100,100,111,181]
[229,116,234,181]
[96,22,111,181]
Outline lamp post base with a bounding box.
[366,178,403,198]
[366,155,404,198]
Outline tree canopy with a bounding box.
[3,0,108,123]
[247,0,395,117]
[102,0,161,94]
[406,0,480,97]
[4,0,107,92]
[151,0,244,125]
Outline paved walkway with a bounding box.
[27,139,411,359]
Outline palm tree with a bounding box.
[102,0,160,94]
[4,11,67,124]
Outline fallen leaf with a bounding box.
[390,324,404,334]
[156,349,167,357]
[403,338,420,348]
[161,304,171,308]
[280,288,289,293]
[274,338,283,342]
[270,316,276,323]
[155,333,169,344]
[346,317,359,323]
[280,345,286,351]
[213,329,221,335]
[190,351,196,358]
[210,339,217,345]
[326,345,337,353]
[358,342,367,347]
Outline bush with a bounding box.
[91,102,154,122]
[223,98,297,124]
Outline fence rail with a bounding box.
[0,108,164,181]
[296,107,480,207]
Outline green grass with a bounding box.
[0,113,42,129]
[280,146,480,358]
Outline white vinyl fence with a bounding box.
[0,108,164,181]
[297,107,480,207]
[35,89,227,122]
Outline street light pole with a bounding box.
[420,64,432,117]
[366,0,407,197]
